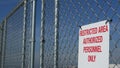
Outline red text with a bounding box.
[83,46,102,53]
[83,36,103,44]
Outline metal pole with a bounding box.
[40,0,45,68]
[54,0,59,68]
[30,0,36,68]
[21,0,27,68]
[1,20,7,68]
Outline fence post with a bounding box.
[21,0,27,68]
[30,0,36,68]
[1,20,7,68]
[40,0,45,68]
[54,0,59,68]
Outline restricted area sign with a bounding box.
[78,20,109,68]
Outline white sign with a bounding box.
[78,20,109,68]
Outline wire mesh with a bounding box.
[43,0,55,68]
[0,0,120,68]
[39,0,120,68]
[4,4,24,68]
[57,0,120,68]
[0,0,36,68]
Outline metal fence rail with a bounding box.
[0,0,36,68]
[40,0,120,68]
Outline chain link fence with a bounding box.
[43,0,55,68]
[40,0,120,68]
[0,0,36,68]
[0,0,120,68]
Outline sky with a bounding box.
[0,0,22,22]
